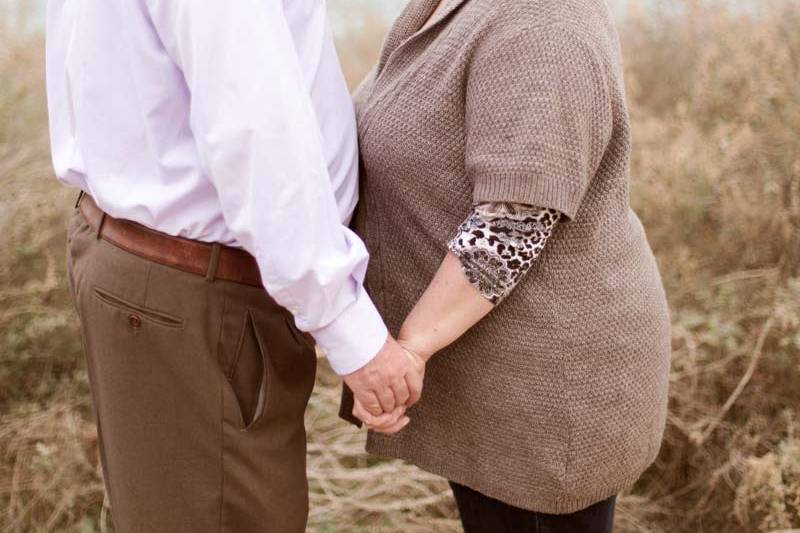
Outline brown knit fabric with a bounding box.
[346,0,672,514]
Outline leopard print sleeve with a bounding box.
[447,202,561,304]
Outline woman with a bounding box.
[342,0,672,531]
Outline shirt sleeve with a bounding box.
[448,203,561,304]
[143,0,387,375]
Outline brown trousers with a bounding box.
[66,209,317,533]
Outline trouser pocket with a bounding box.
[93,287,185,328]
[225,310,268,430]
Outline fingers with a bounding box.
[353,400,405,427]
[390,377,410,407]
[343,336,427,419]
[404,370,424,407]
[353,400,410,435]
[375,384,396,413]
[401,348,425,407]
[370,415,410,435]
[358,391,384,417]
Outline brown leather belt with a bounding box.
[78,193,264,288]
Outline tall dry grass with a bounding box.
[1,1,799,531]
[622,2,800,531]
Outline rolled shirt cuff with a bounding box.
[309,291,389,375]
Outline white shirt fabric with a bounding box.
[45,0,388,375]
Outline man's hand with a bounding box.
[343,335,425,418]
[354,344,426,434]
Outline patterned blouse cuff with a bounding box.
[447,203,561,304]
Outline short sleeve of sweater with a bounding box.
[465,25,614,219]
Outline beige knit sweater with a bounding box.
[341,0,672,514]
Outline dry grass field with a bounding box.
[2,1,800,531]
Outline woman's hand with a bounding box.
[353,400,410,434]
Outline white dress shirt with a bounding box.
[45,0,388,374]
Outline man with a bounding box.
[46,1,421,531]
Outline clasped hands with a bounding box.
[342,334,428,435]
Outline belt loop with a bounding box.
[75,190,85,209]
[206,243,222,283]
[95,212,106,240]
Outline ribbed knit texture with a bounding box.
[342,0,672,514]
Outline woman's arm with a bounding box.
[361,251,485,434]
[365,203,560,434]
[397,252,494,360]
[398,203,561,361]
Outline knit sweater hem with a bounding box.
[365,436,654,515]
[472,172,584,220]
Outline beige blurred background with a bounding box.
[2,0,799,531]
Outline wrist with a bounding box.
[397,325,437,362]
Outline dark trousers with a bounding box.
[450,482,616,533]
